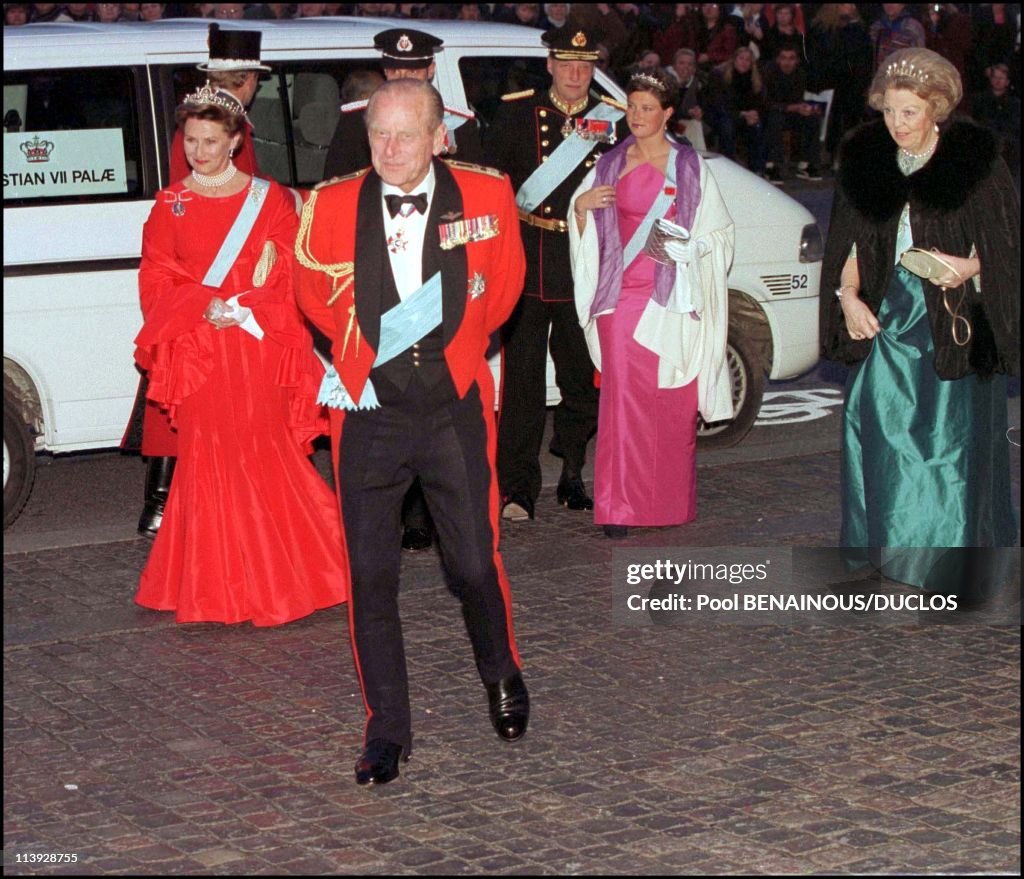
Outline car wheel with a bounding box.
[4,392,36,529]
[697,328,766,450]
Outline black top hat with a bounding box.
[542,27,600,62]
[197,23,272,73]
[374,28,443,69]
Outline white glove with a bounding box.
[225,294,264,340]
[663,237,709,265]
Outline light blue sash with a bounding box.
[444,110,468,134]
[201,178,271,287]
[373,271,442,366]
[621,155,678,269]
[318,271,443,411]
[515,102,624,213]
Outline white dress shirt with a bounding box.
[381,166,436,301]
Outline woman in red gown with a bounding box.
[134,85,348,625]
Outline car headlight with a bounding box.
[799,223,824,263]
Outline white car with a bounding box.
[3,18,821,527]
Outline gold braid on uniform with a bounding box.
[294,189,354,307]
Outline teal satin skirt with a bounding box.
[840,266,1017,588]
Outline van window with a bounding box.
[169,60,383,188]
[3,67,145,206]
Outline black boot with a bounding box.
[556,465,593,511]
[137,456,176,537]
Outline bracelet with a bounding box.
[835,284,859,300]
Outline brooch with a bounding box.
[160,190,193,217]
[439,215,500,250]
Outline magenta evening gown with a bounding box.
[594,163,699,527]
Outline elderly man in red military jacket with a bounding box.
[295,79,528,787]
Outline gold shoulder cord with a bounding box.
[294,189,360,358]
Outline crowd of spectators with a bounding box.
[6,3,1019,182]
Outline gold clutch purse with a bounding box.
[898,248,971,347]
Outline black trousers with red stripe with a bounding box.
[338,381,520,754]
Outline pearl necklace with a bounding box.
[899,130,939,160]
[191,160,237,189]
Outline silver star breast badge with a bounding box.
[468,272,486,299]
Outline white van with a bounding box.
[3,18,821,527]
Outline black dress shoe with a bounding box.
[556,475,593,511]
[603,525,629,539]
[401,526,433,551]
[485,672,529,742]
[501,492,534,521]
[355,739,406,786]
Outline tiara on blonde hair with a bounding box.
[885,58,929,83]
[629,72,667,92]
[183,83,245,116]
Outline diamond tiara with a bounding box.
[885,58,929,83]
[183,83,245,116]
[629,72,667,92]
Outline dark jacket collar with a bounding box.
[837,117,999,221]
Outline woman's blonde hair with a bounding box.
[717,46,763,93]
[867,48,962,122]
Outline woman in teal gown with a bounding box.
[819,48,1019,591]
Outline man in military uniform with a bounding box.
[323,28,483,179]
[486,27,627,522]
[295,80,528,786]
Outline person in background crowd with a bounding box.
[763,45,822,182]
[294,78,529,786]
[806,4,873,169]
[736,3,769,58]
[969,4,1020,96]
[972,62,1020,178]
[513,3,544,28]
[541,2,571,31]
[697,3,739,72]
[244,3,296,19]
[64,3,97,21]
[610,3,662,76]
[134,84,348,626]
[922,3,973,112]
[120,2,142,19]
[570,4,629,66]
[185,3,218,16]
[652,4,701,68]
[95,3,125,22]
[215,4,246,19]
[869,4,926,71]
[296,3,328,16]
[126,24,269,537]
[569,70,734,540]
[670,47,708,141]
[4,4,32,25]
[820,47,1018,595]
[706,44,766,172]
[761,3,805,63]
[456,3,487,20]
[631,49,665,79]
[596,42,616,83]
[30,3,71,22]
[486,27,628,523]
[139,3,166,21]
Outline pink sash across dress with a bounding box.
[594,162,699,527]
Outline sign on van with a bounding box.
[3,129,127,199]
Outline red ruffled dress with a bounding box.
[134,180,349,625]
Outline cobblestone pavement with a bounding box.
[4,452,1020,875]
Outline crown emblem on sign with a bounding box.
[885,58,929,83]
[183,83,246,116]
[397,33,413,52]
[571,31,587,48]
[20,134,55,163]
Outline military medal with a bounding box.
[160,190,192,217]
[561,117,574,139]
[387,228,408,253]
[439,214,500,250]
[574,118,615,144]
[468,272,486,299]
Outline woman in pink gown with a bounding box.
[569,71,736,538]
[134,85,349,625]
